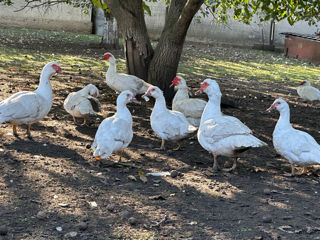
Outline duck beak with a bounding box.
[131,96,141,104]
[266,104,276,112]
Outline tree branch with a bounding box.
[14,0,71,12]
[173,0,204,42]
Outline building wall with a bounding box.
[0,2,92,33]
[145,1,319,47]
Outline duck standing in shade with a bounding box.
[102,52,151,95]
[297,80,320,101]
[142,86,197,150]
[170,76,207,127]
[92,90,139,161]
[64,84,101,125]
[197,79,266,172]
[0,61,61,139]
[267,98,320,175]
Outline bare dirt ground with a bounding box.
[1,32,320,240]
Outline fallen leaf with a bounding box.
[128,175,137,181]
[139,175,147,183]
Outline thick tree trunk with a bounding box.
[93,7,119,49]
[106,0,203,102]
[106,0,153,81]
[100,12,119,49]
[148,0,203,102]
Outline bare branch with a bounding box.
[14,0,69,12]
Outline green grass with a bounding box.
[178,47,320,85]
[0,26,319,86]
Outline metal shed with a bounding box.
[281,32,320,65]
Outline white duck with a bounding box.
[143,86,197,150]
[103,52,151,95]
[197,79,267,172]
[92,90,138,161]
[267,98,320,175]
[0,61,61,138]
[297,80,320,101]
[64,84,101,125]
[170,76,207,127]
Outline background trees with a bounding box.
[1,0,320,101]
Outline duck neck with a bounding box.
[153,95,168,114]
[275,108,292,133]
[106,61,117,77]
[35,69,53,101]
[173,88,189,105]
[200,95,222,124]
[115,101,132,123]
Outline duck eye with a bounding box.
[151,88,155,92]
[126,94,130,97]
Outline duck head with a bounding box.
[44,61,62,75]
[143,86,163,99]
[299,80,310,86]
[170,76,187,89]
[118,90,140,105]
[267,98,289,113]
[102,52,116,64]
[85,84,99,98]
[198,78,222,99]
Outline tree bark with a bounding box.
[148,0,203,102]
[106,0,203,102]
[106,0,153,81]
[100,12,119,49]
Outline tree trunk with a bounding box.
[148,0,203,102]
[93,7,119,49]
[100,12,119,49]
[106,0,203,102]
[106,0,153,81]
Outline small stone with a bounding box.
[106,203,116,212]
[77,222,88,231]
[0,225,8,235]
[120,210,130,219]
[254,236,263,240]
[128,217,137,225]
[263,188,271,195]
[170,170,178,178]
[85,144,91,149]
[262,214,272,223]
[36,211,47,220]
[64,231,78,238]
[56,226,63,232]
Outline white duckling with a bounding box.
[297,80,320,101]
[143,86,197,150]
[103,52,151,95]
[0,61,61,139]
[197,79,267,172]
[267,98,320,175]
[64,84,101,125]
[170,76,207,127]
[92,90,139,161]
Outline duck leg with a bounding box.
[72,115,76,123]
[26,123,33,140]
[212,154,220,172]
[221,157,238,172]
[299,166,308,175]
[13,124,18,137]
[173,142,181,151]
[81,116,87,126]
[160,139,165,150]
[290,164,296,176]
[118,150,123,162]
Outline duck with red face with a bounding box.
[197,78,267,172]
[267,98,320,175]
[297,80,320,101]
[170,76,207,127]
